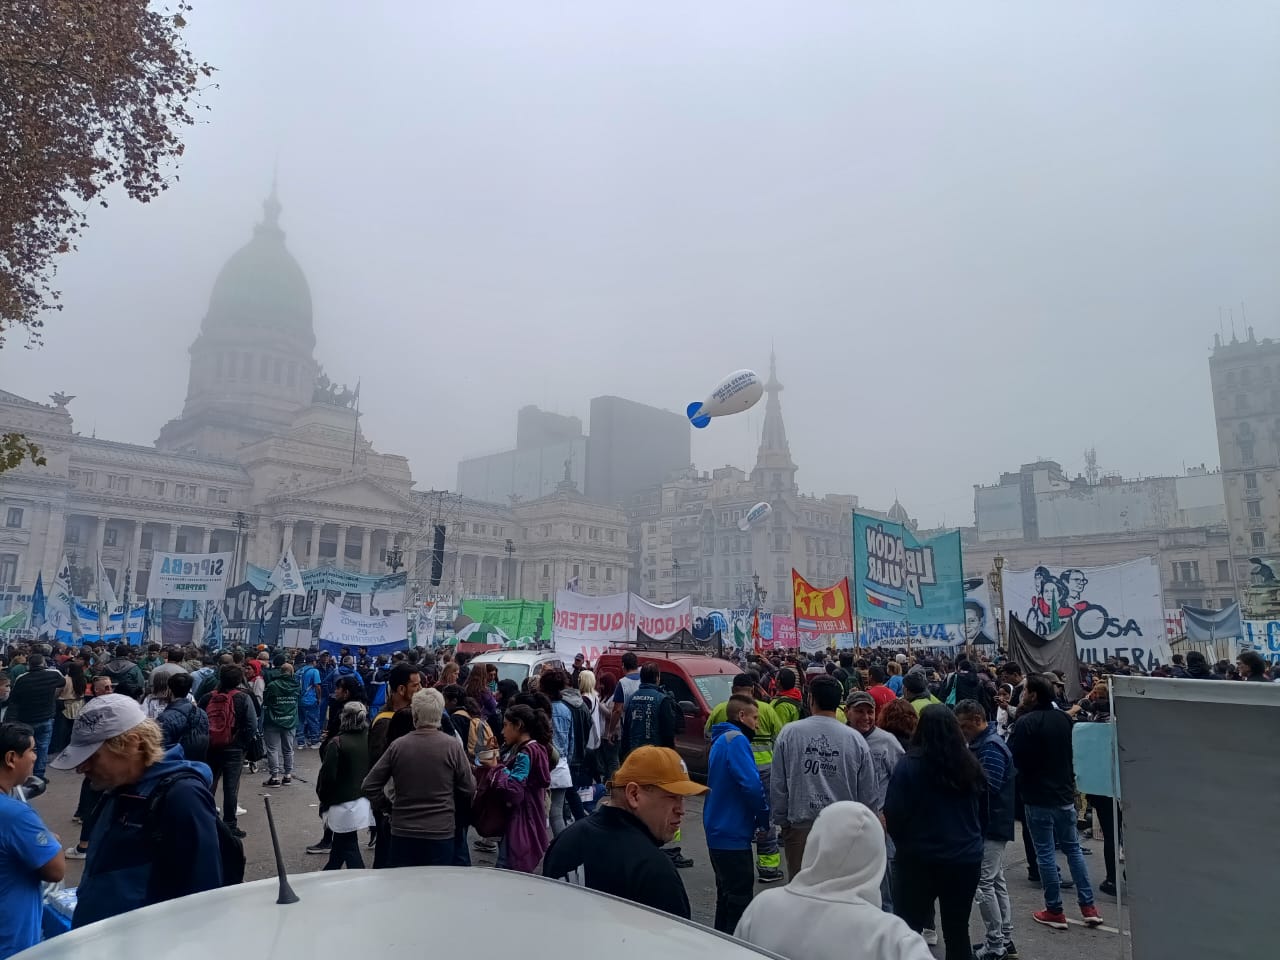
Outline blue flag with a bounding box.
[30,572,46,629]
[853,512,964,626]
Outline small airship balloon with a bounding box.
[738,502,772,531]
[686,369,764,429]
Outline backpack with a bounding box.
[146,771,245,885]
[103,659,142,699]
[205,690,239,750]
[169,700,210,764]
[467,715,497,760]
[773,694,810,721]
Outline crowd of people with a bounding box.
[0,635,1274,959]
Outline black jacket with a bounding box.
[6,667,64,723]
[1007,706,1075,807]
[621,682,679,756]
[542,805,691,919]
[884,753,986,865]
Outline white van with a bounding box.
[467,648,567,688]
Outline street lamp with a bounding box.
[990,554,1006,648]
[672,557,680,602]
[504,539,515,599]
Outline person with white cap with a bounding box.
[49,694,226,929]
[734,800,932,960]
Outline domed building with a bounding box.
[0,189,633,639]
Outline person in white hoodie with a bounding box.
[733,800,932,960]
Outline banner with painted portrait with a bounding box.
[1004,558,1171,670]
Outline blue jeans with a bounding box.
[298,702,322,745]
[1025,803,1094,912]
[30,719,53,780]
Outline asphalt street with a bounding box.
[34,748,1129,959]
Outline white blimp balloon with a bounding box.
[686,369,764,429]
[738,501,772,531]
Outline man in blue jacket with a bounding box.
[50,694,225,928]
[704,694,770,934]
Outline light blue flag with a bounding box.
[853,513,964,626]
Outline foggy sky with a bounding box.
[2,0,1277,527]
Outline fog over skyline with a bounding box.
[2,1,1277,527]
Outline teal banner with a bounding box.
[852,513,964,626]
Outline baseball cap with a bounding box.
[608,746,709,796]
[846,691,876,709]
[50,694,147,770]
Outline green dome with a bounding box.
[204,189,312,336]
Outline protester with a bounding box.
[769,667,807,726]
[544,745,707,919]
[866,665,898,714]
[316,701,374,870]
[884,704,986,960]
[704,673,784,882]
[261,662,300,787]
[4,654,63,780]
[1237,650,1268,681]
[541,669,580,837]
[52,660,87,754]
[704,695,770,933]
[1008,675,1102,930]
[956,699,1018,960]
[157,673,209,765]
[878,698,919,752]
[50,695,224,928]
[361,687,475,867]
[606,650,642,742]
[845,690,905,815]
[478,702,552,872]
[100,645,145,701]
[296,655,324,748]
[0,721,66,960]
[621,662,681,757]
[734,801,932,960]
[141,670,176,720]
[198,664,258,838]
[771,675,877,878]
[903,669,942,715]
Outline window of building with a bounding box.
[259,355,270,380]
[572,563,581,579]
[5,507,22,528]
[542,592,549,602]
[0,554,17,587]
[573,525,584,539]
[218,489,229,504]
[607,529,616,543]
[107,475,130,493]
[1246,472,1258,492]
[65,524,81,544]
[1217,559,1231,581]
[104,527,118,547]
[141,531,153,549]
[1220,597,1234,609]
[1252,531,1266,549]
[542,563,550,578]
[605,566,613,581]
[273,359,283,384]
[1173,560,1200,582]
[1235,393,1248,412]
[1247,500,1262,519]
[589,565,597,579]
[287,362,297,387]
[589,527,599,541]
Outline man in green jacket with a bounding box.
[262,662,301,787]
[704,673,784,883]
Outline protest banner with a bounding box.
[853,514,963,625]
[554,592,693,661]
[318,604,407,654]
[150,552,233,600]
[791,571,853,634]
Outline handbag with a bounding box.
[245,730,266,763]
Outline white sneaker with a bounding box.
[236,805,247,816]
[922,929,938,946]
[64,845,87,860]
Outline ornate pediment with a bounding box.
[267,473,420,517]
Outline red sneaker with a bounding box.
[1081,905,1105,927]
[1033,909,1068,930]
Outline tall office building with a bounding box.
[585,396,691,506]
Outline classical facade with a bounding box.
[0,190,628,618]
[628,354,906,612]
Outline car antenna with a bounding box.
[263,796,300,904]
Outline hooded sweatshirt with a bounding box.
[733,801,932,960]
[704,721,770,849]
[74,747,223,928]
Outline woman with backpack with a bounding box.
[539,670,580,837]
[316,701,374,870]
[474,703,552,873]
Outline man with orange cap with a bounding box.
[543,746,708,919]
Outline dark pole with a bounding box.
[504,539,514,599]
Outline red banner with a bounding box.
[792,571,854,634]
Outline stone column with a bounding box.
[40,504,67,585]
[200,527,212,553]
[128,522,144,595]
[360,527,373,574]
[453,551,463,596]
[335,526,348,570]
[92,516,106,563]
[167,524,178,552]
[281,520,295,558]
[307,521,322,568]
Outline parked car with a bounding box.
[17,869,780,959]
[467,648,567,688]
[594,650,739,776]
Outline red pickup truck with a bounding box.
[594,649,740,778]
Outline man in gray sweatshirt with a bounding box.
[771,675,876,878]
